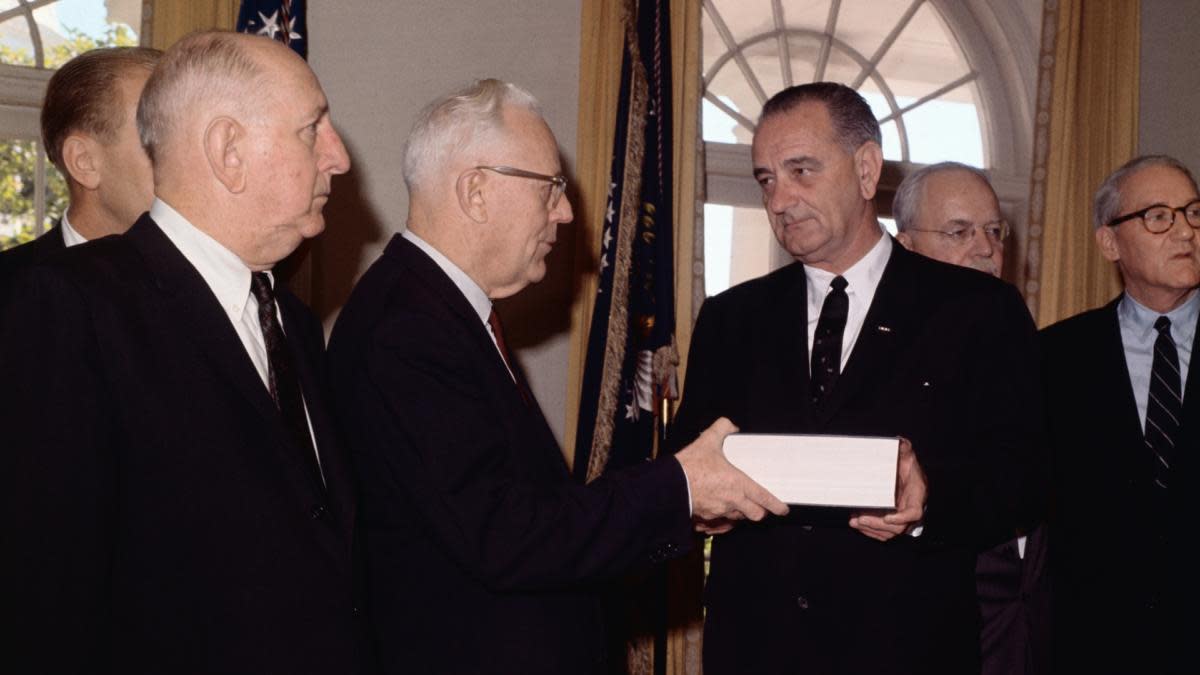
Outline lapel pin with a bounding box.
[876,325,892,333]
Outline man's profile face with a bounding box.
[752,100,876,272]
[897,169,1004,277]
[1096,164,1200,306]
[93,67,154,228]
[240,43,350,268]
[476,105,573,299]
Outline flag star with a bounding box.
[599,255,609,272]
[625,402,639,421]
[602,227,613,249]
[256,11,281,39]
[605,200,615,224]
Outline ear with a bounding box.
[456,168,488,223]
[895,231,914,250]
[1094,225,1121,262]
[61,134,101,190]
[855,141,884,200]
[203,117,246,194]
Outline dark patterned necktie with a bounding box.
[1145,316,1183,489]
[250,272,322,485]
[811,276,849,407]
[488,308,533,406]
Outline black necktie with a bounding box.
[811,276,849,407]
[1145,315,1183,489]
[488,308,533,406]
[250,272,323,486]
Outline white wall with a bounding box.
[1139,0,1200,169]
[307,0,582,443]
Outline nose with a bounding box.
[970,226,995,257]
[553,192,574,225]
[765,181,794,216]
[1169,208,1196,239]
[320,123,351,176]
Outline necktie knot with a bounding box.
[250,272,274,306]
[1154,315,1172,336]
[830,275,848,292]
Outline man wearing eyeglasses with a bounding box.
[1042,154,1200,673]
[326,78,787,674]
[893,161,1050,675]
[894,161,1008,278]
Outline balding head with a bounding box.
[137,31,264,166]
[137,31,349,270]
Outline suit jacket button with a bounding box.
[310,505,326,520]
[796,596,809,610]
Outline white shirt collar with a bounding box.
[402,229,492,325]
[60,209,88,248]
[150,198,263,323]
[803,228,892,306]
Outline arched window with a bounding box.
[699,0,1039,298]
[0,0,143,251]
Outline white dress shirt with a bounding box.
[1119,290,1198,428]
[804,229,892,371]
[60,209,88,248]
[150,198,322,470]
[402,229,518,381]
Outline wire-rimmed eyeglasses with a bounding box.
[476,165,567,209]
[904,220,1010,245]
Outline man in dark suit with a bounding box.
[0,32,363,674]
[327,78,787,675]
[894,161,1051,675]
[0,46,160,274]
[1042,154,1200,673]
[671,83,1046,674]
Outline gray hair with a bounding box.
[402,78,542,193]
[759,82,882,153]
[137,31,265,163]
[1093,154,1200,229]
[893,161,994,232]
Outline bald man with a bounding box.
[0,32,363,674]
[894,162,1050,675]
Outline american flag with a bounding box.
[236,0,307,59]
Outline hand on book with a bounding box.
[849,436,926,542]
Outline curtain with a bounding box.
[142,0,240,50]
[1030,0,1139,327]
[567,1,704,673]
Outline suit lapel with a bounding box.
[1182,304,1200,428]
[1100,298,1149,446]
[766,263,813,421]
[390,236,564,469]
[127,216,325,496]
[814,242,913,425]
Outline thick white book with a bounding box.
[723,434,899,508]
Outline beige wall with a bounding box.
[307,0,582,443]
[1139,0,1200,170]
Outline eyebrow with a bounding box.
[753,155,822,180]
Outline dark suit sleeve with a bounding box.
[0,268,115,670]
[914,283,1049,549]
[344,309,692,593]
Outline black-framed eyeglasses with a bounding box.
[905,220,1010,245]
[1106,199,1200,234]
[476,165,567,209]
